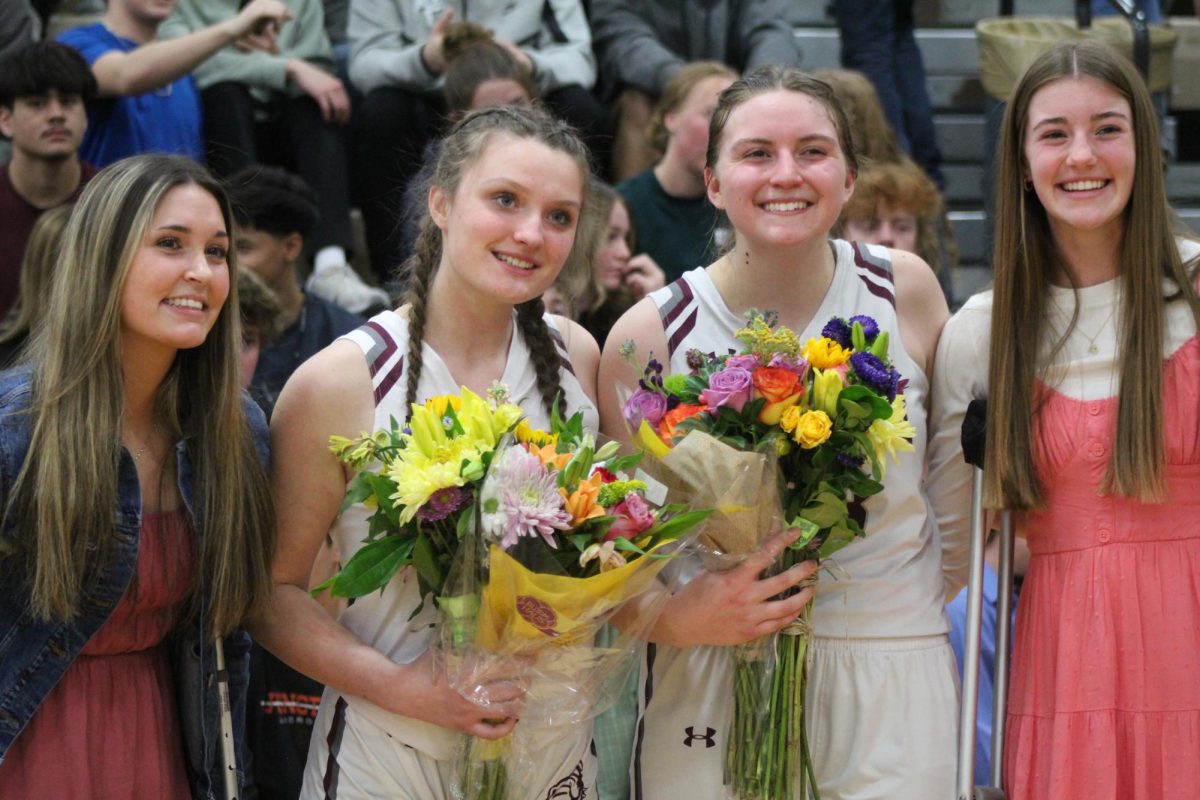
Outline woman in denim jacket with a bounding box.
[0,155,275,798]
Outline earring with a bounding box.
[1023,179,1033,191]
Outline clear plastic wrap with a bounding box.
[437,432,707,799]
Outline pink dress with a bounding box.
[0,510,195,798]
[1003,335,1200,799]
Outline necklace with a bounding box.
[1074,303,1118,355]
[126,422,163,463]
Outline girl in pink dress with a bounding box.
[927,41,1200,799]
[0,155,275,798]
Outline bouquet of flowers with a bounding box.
[620,311,915,800]
[315,386,525,605]
[441,402,710,800]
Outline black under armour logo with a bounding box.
[683,726,717,748]
[545,760,586,799]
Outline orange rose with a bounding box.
[657,403,707,444]
[752,367,803,425]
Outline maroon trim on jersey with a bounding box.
[666,308,699,358]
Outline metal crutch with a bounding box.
[956,399,1014,800]
[215,636,240,800]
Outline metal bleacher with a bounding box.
[785,1,1200,304]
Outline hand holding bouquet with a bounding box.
[621,311,916,800]
[440,402,710,800]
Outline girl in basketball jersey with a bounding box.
[251,105,603,799]
[597,65,959,799]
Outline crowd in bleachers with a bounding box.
[1,1,1199,799]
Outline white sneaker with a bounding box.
[306,263,390,314]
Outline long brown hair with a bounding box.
[9,155,275,635]
[986,41,1200,509]
[399,105,591,418]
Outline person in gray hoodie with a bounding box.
[590,0,800,180]
[346,0,607,277]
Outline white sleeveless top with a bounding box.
[647,240,946,637]
[329,309,598,759]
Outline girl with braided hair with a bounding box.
[251,103,601,798]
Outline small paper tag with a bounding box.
[635,468,668,506]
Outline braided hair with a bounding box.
[398,105,592,419]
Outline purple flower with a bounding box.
[698,366,753,413]
[768,353,809,379]
[493,448,572,550]
[417,486,472,522]
[836,453,865,469]
[849,351,896,400]
[821,318,853,349]
[725,354,761,372]
[849,315,880,342]
[623,388,669,429]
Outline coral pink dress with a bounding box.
[0,510,194,798]
[1003,335,1200,799]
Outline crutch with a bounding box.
[215,636,240,800]
[956,399,1013,800]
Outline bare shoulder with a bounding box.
[888,248,949,375]
[272,339,375,445]
[550,314,601,405]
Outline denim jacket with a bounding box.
[0,368,270,799]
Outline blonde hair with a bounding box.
[648,61,737,155]
[0,203,74,356]
[10,155,275,635]
[812,69,905,166]
[987,41,1200,509]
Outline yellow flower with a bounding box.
[387,437,483,523]
[328,433,378,469]
[793,410,833,449]
[423,394,462,418]
[867,395,916,476]
[515,419,557,448]
[810,367,845,417]
[802,337,852,370]
[779,404,805,435]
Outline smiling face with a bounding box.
[1023,75,1135,244]
[706,89,855,251]
[429,133,584,308]
[120,183,231,364]
[0,89,87,161]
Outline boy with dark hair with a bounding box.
[227,165,364,414]
[0,41,98,318]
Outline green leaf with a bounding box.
[648,509,711,542]
[838,385,891,421]
[411,532,445,595]
[800,488,848,529]
[818,521,858,559]
[339,473,375,515]
[326,536,414,598]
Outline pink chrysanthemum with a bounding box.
[495,448,572,550]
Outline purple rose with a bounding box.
[623,388,668,429]
[698,366,753,413]
[724,354,761,372]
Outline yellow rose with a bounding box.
[793,410,833,449]
[802,337,852,370]
[779,404,805,435]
